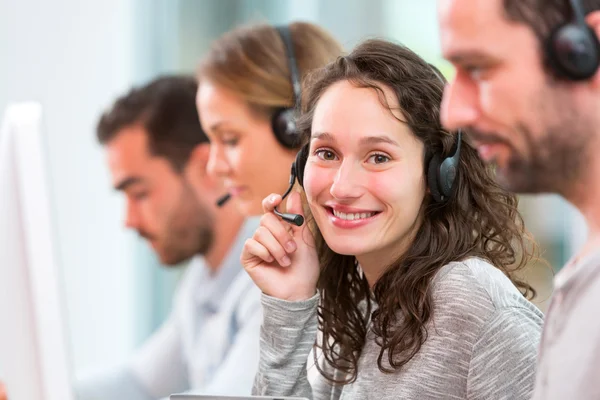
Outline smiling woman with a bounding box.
[304,81,428,274]
[241,38,545,399]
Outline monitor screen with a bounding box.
[0,102,74,400]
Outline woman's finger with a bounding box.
[254,225,291,267]
[262,193,282,213]
[260,213,297,254]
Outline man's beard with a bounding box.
[497,114,590,196]
[143,182,215,266]
[477,82,593,196]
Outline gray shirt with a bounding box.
[76,217,262,400]
[532,250,600,400]
[253,257,543,400]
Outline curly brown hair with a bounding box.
[296,39,538,384]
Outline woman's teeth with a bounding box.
[332,210,375,220]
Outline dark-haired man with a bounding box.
[76,75,261,400]
[438,0,600,398]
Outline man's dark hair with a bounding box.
[503,0,600,45]
[97,75,208,171]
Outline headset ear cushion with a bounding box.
[271,107,299,149]
[546,23,600,80]
[427,154,443,203]
[295,145,309,187]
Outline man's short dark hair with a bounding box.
[97,75,208,171]
[503,0,600,46]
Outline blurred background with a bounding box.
[0,0,586,385]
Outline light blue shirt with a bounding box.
[76,217,262,400]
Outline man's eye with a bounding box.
[133,192,148,200]
[462,65,488,80]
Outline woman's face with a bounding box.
[304,80,427,271]
[197,80,297,216]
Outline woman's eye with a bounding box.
[368,154,390,164]
[315,149,337,161]
[221,137,239,146]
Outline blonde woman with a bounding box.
[196,22,343,216]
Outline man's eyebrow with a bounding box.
[445,50,497,65]
[114,176,143,191]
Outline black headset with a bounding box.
[546,0,600,80]
[271,25,303,149]
[268,25,307,225]
[426,130,462,203]
[215,25,304,209]
[274,64,462,226]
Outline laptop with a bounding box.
[170,396,309,400]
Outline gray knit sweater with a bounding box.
[253,257,544,400]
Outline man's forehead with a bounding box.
[110,124,150,152]
[438,0,509,52]
[438,0,537,62]
[106,127,153,187]
[107,126,153,165]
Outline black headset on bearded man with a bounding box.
[546,0,600,80]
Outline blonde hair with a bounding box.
[197,21,344,118]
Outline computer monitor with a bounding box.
[0,102,74,400]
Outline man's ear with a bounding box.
[585,10,600,88]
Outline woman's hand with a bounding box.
[241,191,320,301]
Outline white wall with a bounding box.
[0,0,145,375]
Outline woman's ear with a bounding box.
[184,143,216,187]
